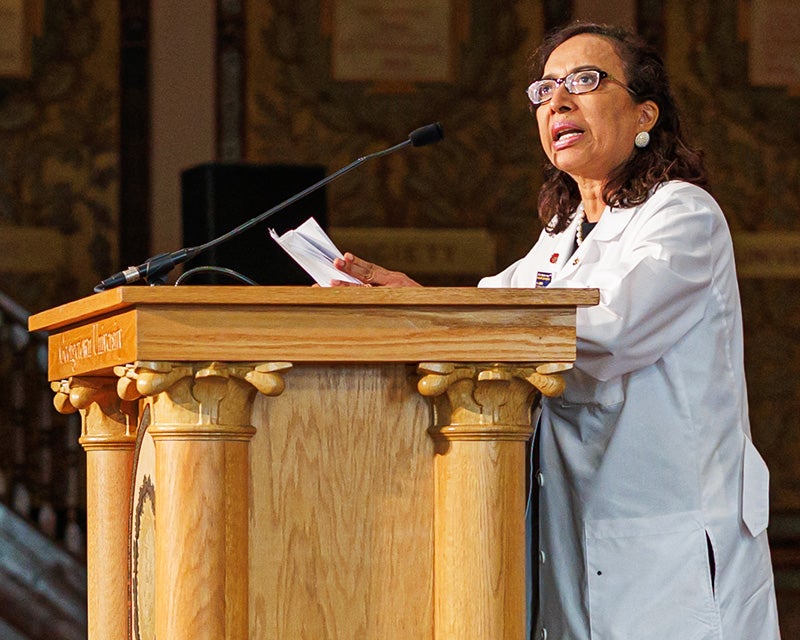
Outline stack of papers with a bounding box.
[269,217,361,286]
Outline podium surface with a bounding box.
[30,286,598,640]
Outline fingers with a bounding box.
[331,252,422,288]
[345,253,377,281]
[334,253,378,284]
[330,279,370,287]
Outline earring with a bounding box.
[634,131,650,149]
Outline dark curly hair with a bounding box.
[531,22,707,233]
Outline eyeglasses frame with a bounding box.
[526,68,637,106]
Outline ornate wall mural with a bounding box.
[0,0,119,310]
[247,0,548,281]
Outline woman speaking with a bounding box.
[333,22,781,640]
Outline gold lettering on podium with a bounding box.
[58,324,124,368]
[49,311,136,377]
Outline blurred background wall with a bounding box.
[0,0,798,636]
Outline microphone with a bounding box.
[94,123,444,292]
[409,122,444,147]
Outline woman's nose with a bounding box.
[548,84,574,112]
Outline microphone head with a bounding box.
[408,122,444,147]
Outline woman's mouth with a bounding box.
[552,124,585,150]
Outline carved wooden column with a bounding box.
[51,376,138,640]
[418,362,567,640]
[116,360,290,640]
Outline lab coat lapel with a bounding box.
[536,218,583,286]
[554,205,639,281]
[591,205,638,242]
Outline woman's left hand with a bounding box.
[331,253,422,287]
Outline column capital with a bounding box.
[417,362,570,442]
[113,360,293,400]
[114,361,293,441]
[51,377,138,450]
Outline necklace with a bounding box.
[575,209,587,246]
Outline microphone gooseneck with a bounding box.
[93,123,444,293]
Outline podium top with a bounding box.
[29,286,598,332]
[29,286,599,379]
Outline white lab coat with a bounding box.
[480,181,780,640]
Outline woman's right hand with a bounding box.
[331,252,421,287]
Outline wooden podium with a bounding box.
[29,286,597,640]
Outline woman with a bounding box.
[333,23,781,639]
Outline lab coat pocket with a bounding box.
[742,437,770,537]
[586,511,721,640]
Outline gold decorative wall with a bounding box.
[245,0,547,282]
[0,0,119,311]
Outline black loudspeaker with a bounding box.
[181,163,327,285]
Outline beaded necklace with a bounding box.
[575,206,598,247]
[576,210,587,246]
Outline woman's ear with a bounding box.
[639,100,660,131]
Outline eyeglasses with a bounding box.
[526,68,636,106]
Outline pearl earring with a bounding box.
[634,131,650,149]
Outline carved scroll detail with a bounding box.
[113,361,292,401]
[417,362,571,443]
[112,361,293,441]
[418,361,571,399]
[51,377,138,448]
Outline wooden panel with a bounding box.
[29,286,599,331]
[131,304,575,364]
[47,309,137,378]
[31,287,599,379]
[248,365,434,639]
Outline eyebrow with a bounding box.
[541,64,602,80]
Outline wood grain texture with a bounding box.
[154,439,227,639]
[34,287,589,639]
[427,371,534,639]
[30,287,597,379]
[65,379,138,640]
[85,449,135,640]
[28,286,600,332]
[144,370,258,640]
[249,365,435,639]
[132,304,575,364]
[148,436,253,640]
[83,441,135,640]
[434,441,527,638]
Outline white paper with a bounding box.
[269,217,362,286]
